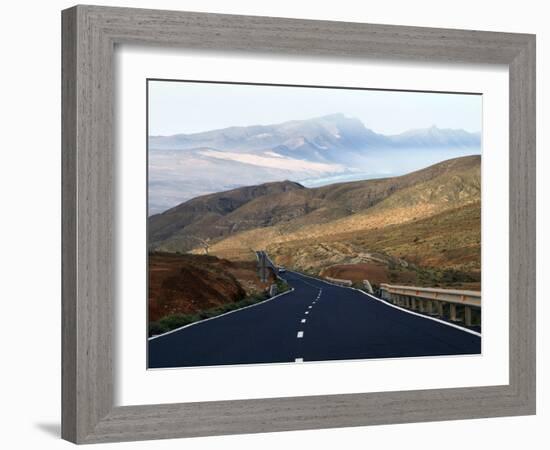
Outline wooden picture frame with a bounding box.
[62,5,536,444]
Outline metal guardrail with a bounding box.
[256,250,280,283]
[325,276,353,287]
[256,251,290,296]
[264,253,278,271]
[380,284,480,307]
[379,283,481,327]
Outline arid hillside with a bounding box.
[149,155,481,289]
[148,252,274,322]
[149,180,305,251]
[150,156,480,252]
[274,202,481,289]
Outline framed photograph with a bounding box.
[62,5,536,444]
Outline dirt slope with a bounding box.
[149,156,480,254]
[148,253,274,321]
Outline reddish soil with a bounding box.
[320,262,480,290]
[149,252,275,321]
[320,263,411,286]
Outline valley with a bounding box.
[149,155,481,298]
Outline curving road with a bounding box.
[148,270,481,368]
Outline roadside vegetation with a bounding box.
[149,291,269,337]
[148,252,279,336]
[274,278,291,294]
[148,252,294,337]
[149,278,292,337]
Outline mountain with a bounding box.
[149,114,390,158]
[149,156,481,263]
[149,114,480,158]
[388,125,481,148]
[148,115,481,214]
[303,202,481,289]
[149,180,305,248]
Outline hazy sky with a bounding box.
[148,80,482,136]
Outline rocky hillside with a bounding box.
[150,155,480,253]
[148,253,274,322]
[149,180,305,250]
[274,202,481,289]
[149,155,481,288]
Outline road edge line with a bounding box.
[148,288,295,341]
[353,288,482,338]
[288,270,481,338]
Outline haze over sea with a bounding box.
[148,115,481,214]
[147,81,481,214]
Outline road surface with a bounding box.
[148,270,481,368]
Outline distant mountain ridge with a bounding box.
[148,114,481,214]
[149,113,480,160]
[388,125,481,148]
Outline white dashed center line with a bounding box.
[297,331,304,338]
[301,318,306,323]
[305,311,309,315]
[308,306,312,309]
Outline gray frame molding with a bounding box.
[62,5,536,444]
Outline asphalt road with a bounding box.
[148,270,481,368]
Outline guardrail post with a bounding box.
[419,300,425,313]
[449,303,457,322]
[425,300,433,314]
[464,306,472,326]
[379,283,480,327]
